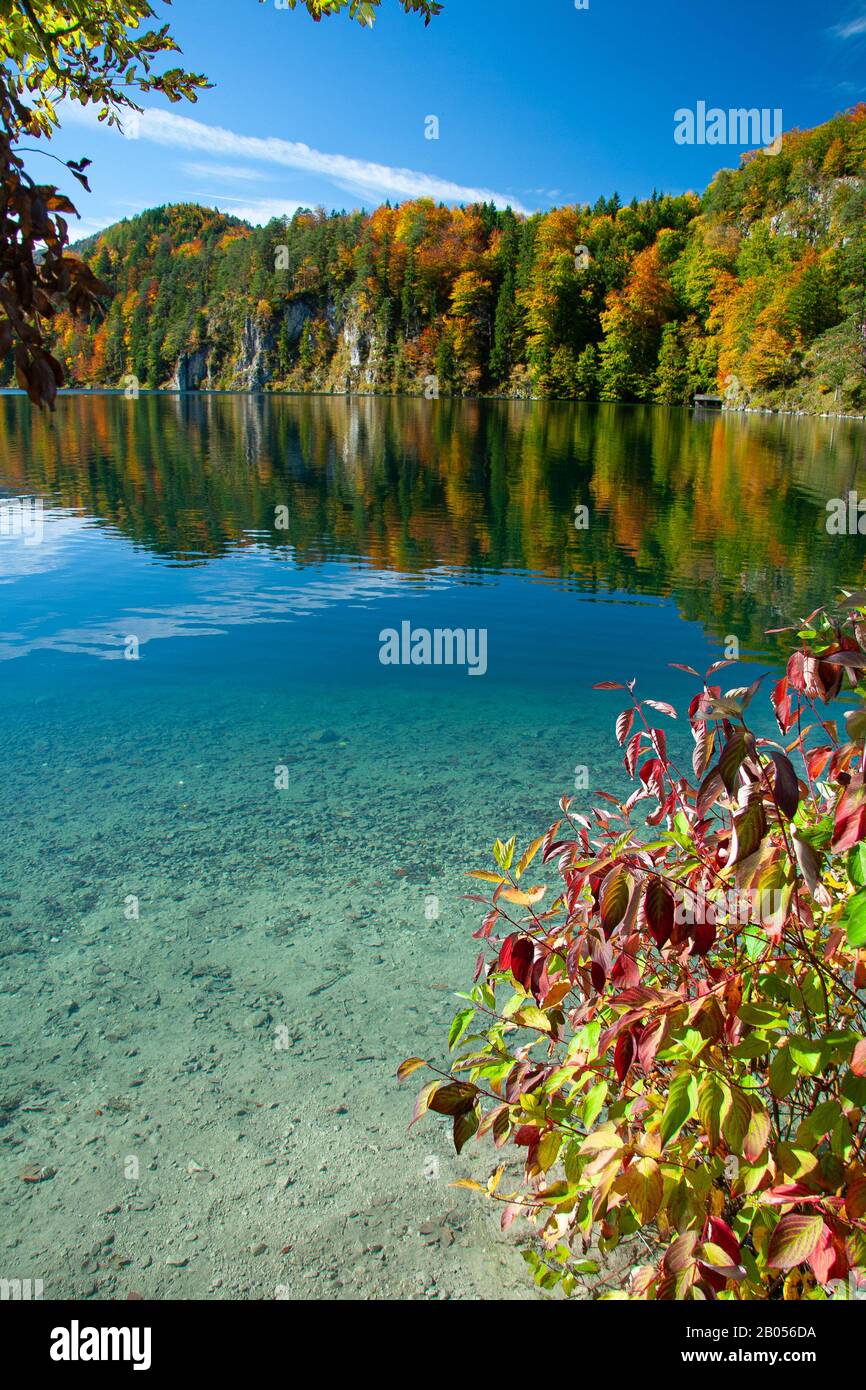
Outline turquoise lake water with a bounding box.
[1,392,864,1299]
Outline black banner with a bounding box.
[2,1295,857,1377]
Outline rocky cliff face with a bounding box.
[171,301,320,393]
[324,295,389,394]
[171,348,209,392]
[170,294,399,396]
[232,315,272,391]
[166,291,415,396]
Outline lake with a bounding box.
[1,392,863,1300]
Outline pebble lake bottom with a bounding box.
[1,392,864,1300]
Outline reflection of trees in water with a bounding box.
[2,392,865,653]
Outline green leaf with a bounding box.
[842,888,866,948]
[582,1080,608,1129]
[739,1003,788,1029]
[789,1036,826,1077]
[697,1073,729,1151]
[766,1214,825,1270]
[731,1033,771,1060]
[743,1104,771,1163]
[493,836,516,872]
[777,1143,819,1179]
[798,1100,842,1144]
[848,844,866,888]
[722,1085,751,1152]
[537,1131,562,1172]
[770,1045,799,1099]
[448,1008,475,1051]
[622,1156,663,1225]
[660,1070,698,1149]
[743,927,765,962]
[514,1005,552,1033]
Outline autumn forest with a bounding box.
[24,105,866,414]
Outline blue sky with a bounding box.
[48,0,866,239]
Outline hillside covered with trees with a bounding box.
[34,106,866,412]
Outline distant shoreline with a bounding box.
[2,388,866,423]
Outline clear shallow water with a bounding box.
[1,393,864,1300]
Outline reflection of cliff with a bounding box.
[2,393,864,654]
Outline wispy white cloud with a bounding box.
[833,12,866,38]
[63,104,531,214]
[182,161,267,183]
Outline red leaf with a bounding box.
[706,1216,741,1264]
[649,727,667,763]
[498,934,517,972]
[589,931,613,991]
[616,708,635,745]
[787,651,806,692]
[513,1123,541,1146]
[509,937,535,991]
[501,1202,520,1231]
[624,731,643,778]
[639,757,665,800]
[718,729,754,792]
[530,953,550,1005]
[644,878,674,949]
[806,745,832,781]
[696,768,725,818]
[769,751,800,819]
[772,675,795,734]
[691,919,716,955]
[636,1015,667,1072]
[428,1082,478,1117]
[832,787,866,853]
[806,1224,838,1285]
[730,796,767,865]
[614,1030,635,1083]
[643,699,677,720]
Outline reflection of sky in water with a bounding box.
[0,500,673,692]
[2,394,866,677]
[0,504,438,659]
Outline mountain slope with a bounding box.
[30,106,866,412]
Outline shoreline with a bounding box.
[2,387,865,423]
